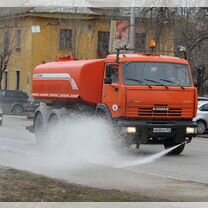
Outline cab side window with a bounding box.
[106,64,119,84]
[111,67,119,84]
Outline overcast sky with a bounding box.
[0,0,207,7]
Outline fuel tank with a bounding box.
[32,59,105,104]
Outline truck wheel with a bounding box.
[96,109,107,119]
[95,106,112,122]
[47,108,68,128]
[33,104,51,143]
[48,113,59,127]
[34,112,45,143]
[196,120,206,134]
[120,133,140,152]
[164,139,185,155]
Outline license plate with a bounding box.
[153,128,171,133]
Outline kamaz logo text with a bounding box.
[153,107,169,111]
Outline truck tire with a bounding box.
[33,104,51,143]
[164,139,185,155]
[34,112,45,143]
[124,134,140,150]
[95,104,112,121]
[96,109,107,119]
[48,113,59,126]
[48,108,69,127]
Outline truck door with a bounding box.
[102,64,124,118]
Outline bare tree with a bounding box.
[138,7,208,95]
[173,8,208,95]
[0,7,32,90]
[0,24,16,89]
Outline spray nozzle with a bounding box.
[182,138,191,145]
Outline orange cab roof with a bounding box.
[106,54,189,65]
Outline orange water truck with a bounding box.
[30,43,198,155]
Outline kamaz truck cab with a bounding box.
[99,49,197,154]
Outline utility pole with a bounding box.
[129,7,135,51]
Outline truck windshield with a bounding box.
[122,62,192,87]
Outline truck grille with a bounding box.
[126,103,193,118]
[139,107,181,117]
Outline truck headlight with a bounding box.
[186,127,196,134]
[127,127,136,133]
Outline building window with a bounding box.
[16,71,20,90]
[60,29,72,50]
[135,33,146,52]
[4,30,10,53]
[16,30,21,51]
[97,31,110,58]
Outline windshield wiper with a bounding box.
[144,78,169,89]
[159,78,185,89]
[125,78,152,88]
[123,62,131,70]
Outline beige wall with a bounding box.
[31,16,111,68]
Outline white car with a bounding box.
[193,101,208,134]
[198,96,208,101]
[0,108,2,126]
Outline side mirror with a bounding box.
[104,77,112,84]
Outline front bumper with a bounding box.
[117,120,197,138]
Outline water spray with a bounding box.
[0,114,191,183]
[114,140,189,169]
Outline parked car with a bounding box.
[0,90,40,115]
[193,100,208,134]
[0,107,2,126]
[26,96,40,113]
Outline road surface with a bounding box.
[0,115,208,201]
